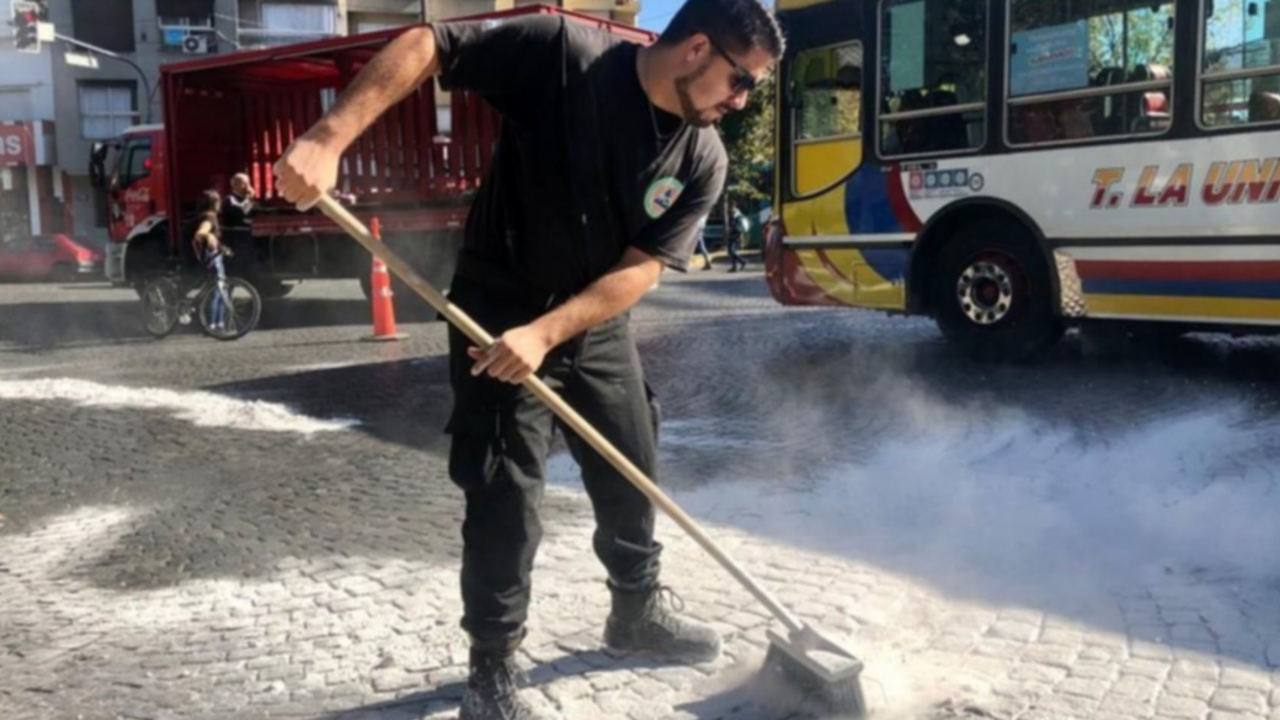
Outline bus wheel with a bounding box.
[932,218,1063,361]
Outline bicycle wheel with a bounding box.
[197,276,262,341]
[140,275,182,338]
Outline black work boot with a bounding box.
[604,583,722,663]
[458,648,548,720]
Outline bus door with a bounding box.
[781,33,869,305]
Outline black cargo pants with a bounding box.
[444,278,663,649]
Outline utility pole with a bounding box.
[8,3,155,122]
[55,33,155,123]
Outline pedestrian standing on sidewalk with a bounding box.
[274,2,782,718]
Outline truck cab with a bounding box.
[91,124,168,286]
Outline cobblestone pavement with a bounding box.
[3,275,1280,720]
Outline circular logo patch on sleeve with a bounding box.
[643,177,685,219]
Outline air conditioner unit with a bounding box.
[181,34,209,54]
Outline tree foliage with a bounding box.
[717,74,777,207]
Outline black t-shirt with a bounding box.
[221,193,253,228]
[433,16,727,296]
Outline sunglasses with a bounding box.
[708,37,758,94]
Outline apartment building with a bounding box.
[41,0,240,240]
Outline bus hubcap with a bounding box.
[957,260,1015,326]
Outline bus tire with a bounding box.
[931,217,1063,362]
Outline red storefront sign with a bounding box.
[0,124,36,166]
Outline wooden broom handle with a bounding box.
[313,194,805,633]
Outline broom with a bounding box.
[309,194,869,718]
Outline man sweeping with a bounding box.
[274,1,782,717]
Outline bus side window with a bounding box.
[790,42,864,196]
[878,0,988,158]
[1007,0,1174,146]
[794,43,863,141]
[1202,0,1280,128]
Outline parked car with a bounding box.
[0,234,104,282]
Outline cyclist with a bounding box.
[191,190,233,332]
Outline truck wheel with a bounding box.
[931,217,1063,362]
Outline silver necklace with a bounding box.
[648,98,680,146]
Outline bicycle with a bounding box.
[140,262,262,341]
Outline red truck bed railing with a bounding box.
[162,29,488,218]
[159,5,656,237]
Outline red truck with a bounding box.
[91,6,655,304]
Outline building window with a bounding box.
[241,3,337,47]
[353,17,414,34]
[157,0,214,19]
[1202,0,1280,127]
[158,0,216,50]
[1006,0,1174,145]
[71,0,135,53]
[79,84,139,140]
[878,0,988,158]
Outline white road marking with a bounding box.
[0,378,356,435]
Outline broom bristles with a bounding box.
[759,638,869,718]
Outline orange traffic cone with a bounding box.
[363,217,408,342]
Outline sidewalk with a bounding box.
[690,249,763,272]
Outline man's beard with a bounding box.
[674,59,720,128]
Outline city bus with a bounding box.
[765,0,1280,359]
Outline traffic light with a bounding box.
[13,1,41,54]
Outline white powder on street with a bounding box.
[546,392,1280,717]
[676,402,1280,601]
[0,378,356,435]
